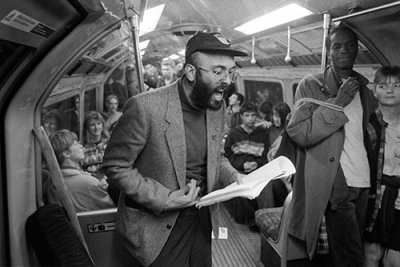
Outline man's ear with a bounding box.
[62,150,71,159]
[185,64,196,82]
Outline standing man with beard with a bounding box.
[102,32,247,267]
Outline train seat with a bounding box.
[255,207,282,241]
[77,208,140,267]
[255,192,308,267]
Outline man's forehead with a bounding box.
[197,52,236,67]
[331,30,356,43]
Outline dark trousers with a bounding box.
[150,206,212,267]
[325,187,369,267]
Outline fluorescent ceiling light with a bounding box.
[140,4,165,36]
[168,54,180,60]
[139,40,150,50]
[235,3,313,35]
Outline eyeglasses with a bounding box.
[194,65,239,82]
[376,83,400,90]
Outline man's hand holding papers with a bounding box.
[196,156,295,208]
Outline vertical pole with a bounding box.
[122,0,145,93]
[321,13,331,72]
[129,14,145,93]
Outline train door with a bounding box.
[1,0,143,265]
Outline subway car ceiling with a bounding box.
[138,0,400,68]
[2,0,399,101]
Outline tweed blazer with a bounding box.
[102,81,238,266]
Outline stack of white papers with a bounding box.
[196,156,295,207]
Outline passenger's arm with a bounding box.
[220,155,244,186]
[286,79,349,147]
[255,131,270,167]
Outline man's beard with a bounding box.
[190,71,226,111]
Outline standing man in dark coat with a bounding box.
[286,25,383,266]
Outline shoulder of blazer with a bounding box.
[123,82,180,112]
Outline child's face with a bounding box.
[241,111,257,128]
[67,140,85,161]
[374,76,400,107]
[272,110,281,127]
[88,119,103,137]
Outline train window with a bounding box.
[84,88,96,117]
[43,94,80,138]
[36,18,141,215]
[243,80,284,106]
[104,59,140,110]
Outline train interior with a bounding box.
[1,0,400,266]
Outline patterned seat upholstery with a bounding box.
[255,207,283,241]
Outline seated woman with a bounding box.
[81,111,109,177]
[267,102,291,162]
[41,109,62,136]
[255,100,273,129]
[265,102,292,208]
[48,129,115,212]
[104,95,122,132]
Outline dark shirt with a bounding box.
[178,80,207,194]
[268,125,282,144]
[224,125,269,173]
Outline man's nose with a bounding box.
[220,72,231,84]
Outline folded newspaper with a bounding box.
[196,156,295,208]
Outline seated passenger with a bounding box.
[41,109,62,136]
[255,100,273,129]
[225,92,244,135]
[104,95,122,132]
[48,129,115,212]
[364,66,400,267]
[224,102,269,174]
[81,111,109,177]
[224,102,269,227]
[267,102,291,162]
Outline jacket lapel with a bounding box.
[206,109,222,193]
[165,85,186,188]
